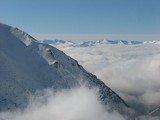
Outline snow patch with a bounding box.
[38,44,57,65]
[10,27,35,46]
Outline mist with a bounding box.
[1,43,160,120]
[0,87,125,120]
[54,43,160,114]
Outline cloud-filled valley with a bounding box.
[1,36,160,120]
[1,42,159,120]
[54,43,160,115]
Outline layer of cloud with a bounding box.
[54,43,160,114]
[1,43,160,120]
[0,87,125,120]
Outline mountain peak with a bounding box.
[0,23,134,118]
[0,23,37,47]
[0,22,12,29]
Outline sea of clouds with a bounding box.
[0,43,160,120]
[55,43,160,115]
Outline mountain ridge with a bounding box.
[0,23,134,118]
[41,39,160,47]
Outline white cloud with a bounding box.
[54,43,160,113]
[1,43,160,119]
[0,87,125,120]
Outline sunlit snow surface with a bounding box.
[0,22,159,120]
[0,23,132,120]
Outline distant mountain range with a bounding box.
[41,39,75,45]
[41,39,160,47]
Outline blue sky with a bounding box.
[0,0,160,41]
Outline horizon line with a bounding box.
[31,33,160,42]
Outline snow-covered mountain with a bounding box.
[41,39,160,47]
[0,23,133,116]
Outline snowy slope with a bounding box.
[0,23,132,115]
[148,107,160,116]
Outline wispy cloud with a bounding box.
[0,43,160,120]
[55,43,160,114]
[0,87,125,120]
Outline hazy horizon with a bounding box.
[1,0,160,42]
[32,33,160,42]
